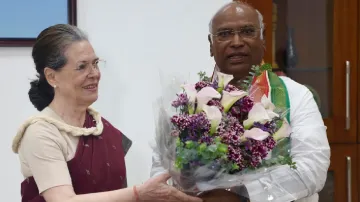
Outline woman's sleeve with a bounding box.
[19,121,73,193]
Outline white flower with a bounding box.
[273,119,292,141]
[181,84,197,103]
[195,87,221,113]
[202,105,222,135]
[260,95,278,119]
[181,84,197,114]
[216,72,234,90]
[243,95,279,129]
[243,103,272,129]
[243,128,270,141]
[220,90,248,113]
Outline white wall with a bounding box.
[0,0,230,200]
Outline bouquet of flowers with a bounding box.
[152,64,295,195]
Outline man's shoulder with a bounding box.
[278,76,316,111]
[279,76,310,98]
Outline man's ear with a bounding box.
[208,34,214,57]
[44,67,57,88]
[262,39,266,52]
[262,28,266,52]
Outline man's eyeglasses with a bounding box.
[211,27,260,41]
[75,59,106,74]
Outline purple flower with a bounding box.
[244,141,265,168]
[263,136,276,150]
[189,113,211,131]
[246,139,268,159]
[171,113,211,141]
[195,81,211,91]
[207,99,224,112]
[220,131,241,146]
[229,106,243,121]
[171,115,191,131]
[248,155,261,168]
[216,120,226,134]
[228,96,254,121]
[236,96,254,113]
[211,80,219,89]
[172,93,189,108]
[228,145,246,170]
[253,121,277,135]
[200,133,214,144]
[224,84,240,92]
[221,90,248,113]
[226,115,245,134]
[243,136,276,168]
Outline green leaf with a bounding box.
[214,136,222,143]
[176,138,183,147]
[207,145,217,152]
[217,143,228,154]
[198,143,207,152]
[198,71,211,82]
[185,141,195,149]
[231,163,240,171]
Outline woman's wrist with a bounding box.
[133,185,140,201]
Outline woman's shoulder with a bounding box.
[13,107,105,152]
[12,110,65,154]
[13,107,75,153]
[18,120,64,151]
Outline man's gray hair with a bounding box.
[208,5,265,40]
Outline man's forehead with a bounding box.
[211,2,259,30]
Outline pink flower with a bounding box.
[216,72,234,91]
[260,95,278,119]
[243,128,270,141]
[243,96,279,129]
[195,87,221,113]
[202,105,222,135]
[273,119,292,141]
[220,90,248,113]
[181,84,197,114]
[243,103,272,129]
[170,130,180,137]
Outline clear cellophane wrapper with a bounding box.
[152,66,295,200]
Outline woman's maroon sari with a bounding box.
[20,112,130,202]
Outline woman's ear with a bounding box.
[44,67,57,88]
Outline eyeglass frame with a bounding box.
[74,59,106,74]
[210,26,261,42]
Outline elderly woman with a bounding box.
[12,24,202,202]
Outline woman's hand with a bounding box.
[137,173,203,202]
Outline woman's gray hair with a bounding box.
[209,4,265,40]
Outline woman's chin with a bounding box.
[81,95,98,106]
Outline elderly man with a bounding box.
[151,1,330,202]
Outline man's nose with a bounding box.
[230,33,245,48]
